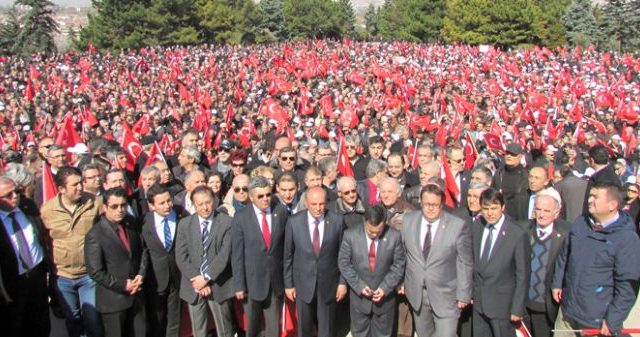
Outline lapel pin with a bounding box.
[501,231,506,236]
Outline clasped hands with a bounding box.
[361,286,385,302]
[125,275,144,295]
[191,275,211,297]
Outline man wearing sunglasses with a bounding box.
[219,174,251,218]
[327,176,366,228]
[231,176,290,337]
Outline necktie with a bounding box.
[592,223,604,232]
[481,225,495,261]
[200,221,210,276]
[312,219,320,257]
[368,240,376,272]
[163,218,172,251]
[422,223,432,261]
[261,210,271,249]
[116,224,130,253]
[538,229,545,240]
[8,212,34,270]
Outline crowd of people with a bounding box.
[1,40,640,337]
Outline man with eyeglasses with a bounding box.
[400,183,473,337]
[0,176,51,337]
[378,177,416,230]
[219,174,251,217]
[276,147,306,187]
[153,160,185,196]
[34,144,68,206]
[41,166,103,337]
[85,187,147,337]
[82,164,103,197]
[231,176,290,337]
[494,143,530,221]
[37,137,54,161]
[176,186,235,337]
[327,176,366,228]
[445,146,471,209]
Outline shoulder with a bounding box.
[505,217,527,237]
[178,214,197,228]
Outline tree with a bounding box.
[198,0,259,44]
[562,0,597,47]
[258,0,287,41]
[283,0,344,39]
[13,0,59,56]
[0,7,21,55]
[364,4,379,39]
[597,0,640,52]
[337,0,356,38]
[531,0,571,47]
[377,0,446,42]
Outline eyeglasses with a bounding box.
[40,144,52,150]
[449,158,464,164]
[234,187,249,193]
[345,145,357,150]
[231,163,245,168]
[256,193,272,199]
[107,203,127,210]
[280,156,296,162]
[341,189,357,195]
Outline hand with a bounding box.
[372,288,385,303]
[510,315,522,322]
[285,288,296,301]
[457,301,469,309]
[601,320,612,336]
[336,285,347,302]
[552,288,562,303]
[361,286,373,297]
[132,275,144,289]
[198,286,211,297]
[190,276,209,291]
[396,285,405,296]
[125,279,137,294]
[235,291,245,300]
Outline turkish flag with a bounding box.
[485,79,502,96]
[526,92,547,110]
[26,79,35,101]
[56,117,82,161]
[515,322,532,337]
[280,299,297,337]
[596,91,616,108]
[337,139,354,177]
[571,79,587,98]
[42,163,58,204]
[132,114,150,135]
[441,150,460,208]
[120,124,143,171]
[483,133,504,152]
[225,102,234,133]
[618,104,639,124]
[143,142,166,167]
[319,95,334,119]
[347,71,365,86]
[489,120,503,137]
[464,132,477,170]
[585,117,606,134]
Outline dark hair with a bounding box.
[588,144,610,165]
[190,185,214,203]
[364,204,386,226]
[103,168,124,182]
[420,183,445,204]
[102,187,127,205]
[368,136,384,146]
[229,150,246,163]
[556,164,573,179]
[591,181,624,210]
[480,188,504,207]
[54,166,82,189]
[276,171,298,186]
[146,183,170,204]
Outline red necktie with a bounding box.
[368,240,376,272]
[116,224,130,252]
[261,211,271,249]
[312,219,320,256]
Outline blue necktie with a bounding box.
[163,218,172,252]
[481,225,495,261]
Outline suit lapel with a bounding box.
[250,209,268,251]
[412,212,423,259]
[144,215,165,252]
[190,215,204,259]
[320,214,332,256]
[103,220,130,257]
[486,220,509,264]
[426,213,448,265]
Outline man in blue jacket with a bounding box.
[552,181,640,336]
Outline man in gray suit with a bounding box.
[175,186,235,337]
[338,204,406,337]
[284,186,348,337]
[400,184,473,337]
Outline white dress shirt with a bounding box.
[153,210,177,246]
[0,208,44,274]
[420,217,441,251]
[535,223,553,241]
[253,204,272,234]
[307,212,325,245]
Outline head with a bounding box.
[273,136,292,158]
[207,172,224,194]
[181,130,198,149]
[38,137,54,160]
[470,166,493,186]
[420,184,445,222]
[344,135,360,159]
[147,184,173,217]
[276,172,298,205]
[364,205,387,239]
[2,163,35,197]
[229,150,247,177]
[102,187,128,224]
[105,147,128,170]
[588,182,624,223]
[386,152,406,179]
[446,146,465,174]
[0,177,20,211]
[251,165,276,186]
[140,165,160,191]
[178,147,200,169]
[368,136,385,160]
[153,160,172,184]
[47,145,67,170]
[504,147,523,168]
[82,164,102,194]
[528,166,549,193]
[417,144,434,167]
[306,186,327,218]
[419,161,441,185]
[103,169,126,190]
[55,166,84,205]
[480,188,505,225]
[588,145,610,169]
[278,147,297,171]
[191,186,215,219]
[625,183,639,203]
[318,157,338,185]
[467,182,490,213]
[378,177,401,207]
[184,170,206,193]
[232,174,250,203]
[337,176,358,206]
[248,176,273,211]
[304,166,323,188]
[315,143,334,163]
[366,159,388,185]
[534,193,561,228]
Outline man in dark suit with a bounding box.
[85,187,148,337]
[554,165,587,223]
[582,144,621,214]
[131,165,160,218]
[0,176,51,337]
[141,184,187,337]
[521,192,569,337]
[472,188,531,337]
[232,176,289,337]
[175,186,235,337]
[338,204,406,337]
[284,186,348,337]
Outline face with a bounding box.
[232,177,250,203]
[471,171,490,185]
[249,186,272,210]
[481,201,505,225]
[534,195,560,227]
[315,148,333,163]
[185,172,206,192]
[140,172,158,191]
[154,161,172,184]
[448,149,465,173]
[60,174,84,203]
[192,191,214,219]
[505,153,522,168]
[417,147,433,167]
[421,192,443,222]
[208,175,222,193]
[83,168,102,191]
[0,181,20,211]
[38,138,54,158]
[365,221,384,239]
[48,149,67,169]
[230,160,246,176]
[387,156,404,178]
[588,188,616,220]
[528,167,548,193]
[103,195,127,224]
[178,150,194,167]
[218,148,231,162]
[306,188,327,218]
[466,188,485,213]
[149,191,173,217]
[104,171,126,190]
[276,181,297,204]
[304,173,323,188]
[338,181,358,205]
[278,151,297,171]
[116,154,128,169]
[368,143,384,160]
[345,142,358,158]
[182,133,198,149]
[627,185,639,202]
[379,181,400,207]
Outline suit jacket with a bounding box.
[556,175,588,223]
[402,210,473,317]
[231,203,289,301]
[131,188,150,219]
[522,219,569,322]
[338,225,405,315]
[85,216,148,313]
[284,210,346,304]
[141,208,187,293]
[472,216,531,319]
[458,170,472,210]
[175,212,234,304]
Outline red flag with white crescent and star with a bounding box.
[336,139,354,177]
[120,123,143,171]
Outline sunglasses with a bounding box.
[231,163,245,167]
[256,193,272,199]
[341,189,357,195]
[280,156,296,162]
[234,187,249,193]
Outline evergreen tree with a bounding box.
[148,0,200,45]
[198,0,257,44]
[283,0,344,39]
[378,0,446,42]
[14,0,59,56]
[364,4,379,39]
[0,7,21,55]
[562,0,597,47]
[598,0,639,52]
[337,0,356,38]
[258,0,287,41]
[531,0,571,47]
